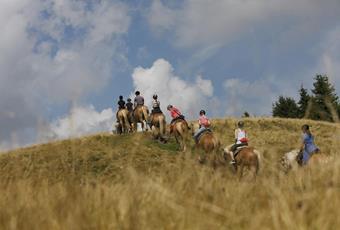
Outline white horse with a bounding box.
[280,149,300,172]
[281,149,331,172]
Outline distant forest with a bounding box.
[272,75,340,122]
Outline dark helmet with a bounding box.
[135,91,140,96]
[119,95,123,100]
[302,124,310,130]
[153,94,158,99]
[167,105,173,110]
[199,110,206,115]
[237,121,244,128]
[127,98,131,102]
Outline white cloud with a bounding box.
[148,0,340,48]
[0,0,130,149]
[131,59,215,119]
[147,0,176,35]
[317,26,340,87]
[223,78,276,116]
[45,105,114,140]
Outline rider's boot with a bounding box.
[230,152,236,165]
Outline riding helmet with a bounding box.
[119,95,123,100]
[135,91,140,96]
[199,110,206,115]
[167,105,173,110]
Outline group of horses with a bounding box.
[116,105,331,179]
[116,105,261,180]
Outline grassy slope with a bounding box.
[0,118,339,229]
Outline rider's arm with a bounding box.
[300,135,306,152]
[234,129,238,144]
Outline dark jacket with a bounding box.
[118,99,126,109]
[126,102,133,112]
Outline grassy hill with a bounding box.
[0,118,339,229]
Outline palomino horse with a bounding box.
[149,112,167,142]
[170,119,190,151]
[281,149,330,172]
[191,125,221,166]
[224,146,260,180]
[117,109,131,134]
[133,105,149,132]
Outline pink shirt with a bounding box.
[198,115,210,128]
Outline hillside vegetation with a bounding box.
[0,118,339,229]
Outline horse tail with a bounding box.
[142,106,149,122]
[122,110,130,131]
[159,115,165,136]
[253,149,261,173]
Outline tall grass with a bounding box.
[0,118,339,229]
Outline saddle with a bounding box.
[233,145,248,158]
[196,128,212,142]
[151,107,162,114]
[170,117,188,133]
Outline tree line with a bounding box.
[272,75,340,122]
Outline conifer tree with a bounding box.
[309,75,340,121]
[272,96,299,118]
[297,85,311,118]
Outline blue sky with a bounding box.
[1,0,340,149]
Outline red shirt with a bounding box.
[170,107,182,119]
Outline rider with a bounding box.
[116,95,126,122]
[151,94,162,114]
[298,124,319,165]
[167,105,185,125]
[126,98,133,112]
[193,110,211,143]
[229,121,248,164]
[134,91,144,109]
[117,95,126,110]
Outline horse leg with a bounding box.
[238,164,244,180]
[250,165,257,181]
[119,120,125,134]
[197,148,206,164]
[210,151,217,169]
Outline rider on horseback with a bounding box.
[229,121,248,164]
[134,91,144,109]
[151,94,162,114]
[115,95,126,132]
[297,124,320,165]
[193,110,211,143]
[116,95,126,121]
[148,94,162,128]
[167,105,185,125]
[118,95,126,109]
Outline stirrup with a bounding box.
[230,160,236,165]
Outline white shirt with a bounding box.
[235,128,246,144]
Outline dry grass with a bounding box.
[0,118,339,229]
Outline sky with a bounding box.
[1,0,340,150]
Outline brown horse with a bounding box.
[150,112,167,142]
[117,109,131,133]
[170,119,190,151]
[133,105,149,132]
[192,124,221,166]
[224,146,260,180]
